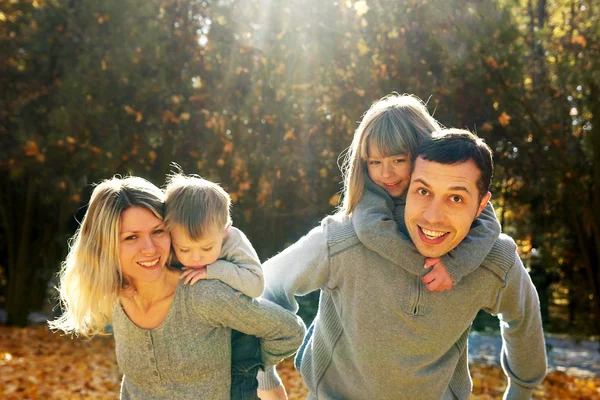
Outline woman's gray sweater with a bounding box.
[112,278,305,399]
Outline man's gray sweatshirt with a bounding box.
[257,197,546,399]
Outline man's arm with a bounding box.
[206,227,264,298]
[493,251,547,399]
[353,176,500,284]
[257,222,331,392]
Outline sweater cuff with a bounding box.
[503,380,535,400]
[257,366,282,391]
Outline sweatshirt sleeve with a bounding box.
[188,279,306,369]
[206,227,264,298]
[493,252,547,399]
[257,222,331,390]
[353,176,500,283]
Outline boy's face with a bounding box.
[405,157,491,258]
[170,224,228,269]
[366,142,411,198]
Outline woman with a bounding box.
[49,176,304,399]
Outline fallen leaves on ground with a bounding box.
[1,326,598,399]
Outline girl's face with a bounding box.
[366,142,411,198]
[119,206,171,285]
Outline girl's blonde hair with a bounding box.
[339,94,442,215]
[164,173,232,239]
[48,176,165,337]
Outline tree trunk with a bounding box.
[6,178,36,326]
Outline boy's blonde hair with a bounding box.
[48,176,165,337]
[164,173,232,239]
[339,94,442,215]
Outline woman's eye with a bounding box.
[153,229,165,235]
[124,235,137,241]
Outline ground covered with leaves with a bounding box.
[1,327,598,399]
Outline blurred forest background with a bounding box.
[0,0,598,339]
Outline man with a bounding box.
[258,129,546,399]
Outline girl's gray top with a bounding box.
[112,277,305,400]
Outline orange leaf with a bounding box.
[498,112,511,127]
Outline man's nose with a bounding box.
[422,202,444,224]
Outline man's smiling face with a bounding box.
[405,156,491,258]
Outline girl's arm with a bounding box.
[353,177,500,284]
[206,227,264,298]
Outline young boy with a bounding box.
[164,172,263,400]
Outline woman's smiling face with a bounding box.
[119,206,171,285]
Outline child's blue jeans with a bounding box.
[231,330,262,400]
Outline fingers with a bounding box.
[424,257,441,269]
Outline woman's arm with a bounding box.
[189,279,306,369]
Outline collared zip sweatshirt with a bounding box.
[257,192,546,399]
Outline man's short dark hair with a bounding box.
[414,129,493,200]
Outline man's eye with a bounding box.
[417,188,429,196]
[450,195,463,203]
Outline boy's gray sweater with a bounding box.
[258,196,547,399]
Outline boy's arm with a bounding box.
[206,227,264,298]
[353,176,500,284]
[490,249,547,399]
[257,221,331,391]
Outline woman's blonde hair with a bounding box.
[48,176,165,337]
[339,94,442,215]
[164,172,232,239]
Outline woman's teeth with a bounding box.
[138,258,159,267]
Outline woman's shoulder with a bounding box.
[179,279,243,305]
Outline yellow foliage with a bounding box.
[357,39,370,56]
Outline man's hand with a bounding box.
[422,258,454,292]
[258,384,288,400]
[180,266,208,285]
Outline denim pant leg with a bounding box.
[231,330,263,400]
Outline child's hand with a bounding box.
[180,266,208,286]
[422,258,454,292]
[258,384,288,400]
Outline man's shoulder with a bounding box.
[480,233,519,280]
[321,214,361,256]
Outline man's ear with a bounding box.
[476,192,492,217]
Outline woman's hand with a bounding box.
[422,258,454,292]
[258,384,288,400]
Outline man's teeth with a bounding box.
[139,259,159,267]
[421,228,447,239]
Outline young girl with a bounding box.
[49,176,305,399]
[257,94,501,400]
